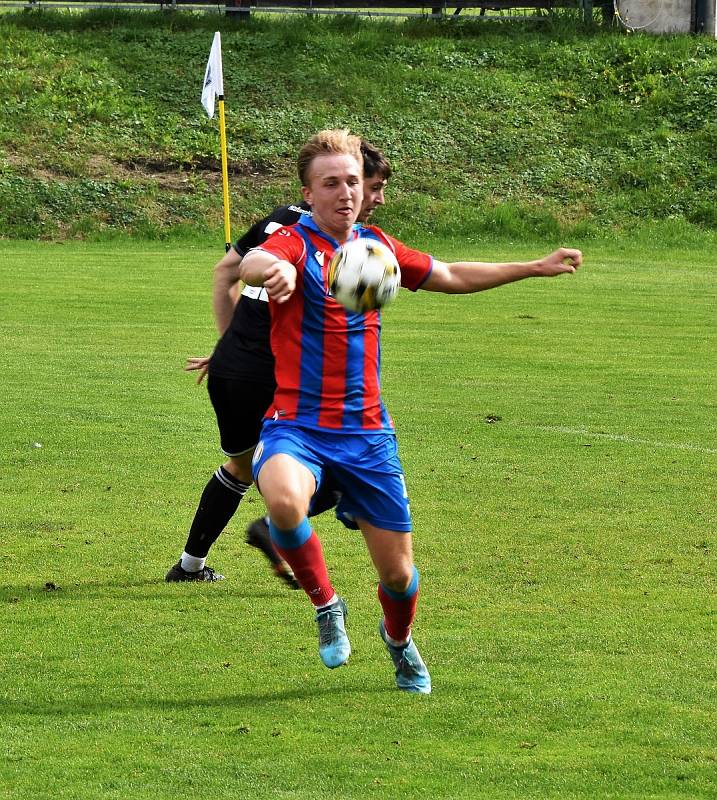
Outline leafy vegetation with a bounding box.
[0,10,716,243]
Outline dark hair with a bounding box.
[361,140,392,180]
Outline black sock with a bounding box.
[184,466,250,558]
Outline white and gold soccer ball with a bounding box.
[327,238,401,313]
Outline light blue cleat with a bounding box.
[315,597,351,669]
[379,619,432,694]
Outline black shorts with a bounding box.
[207,374,276,457]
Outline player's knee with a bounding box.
[266,489,309,529]
[380,563,415,594]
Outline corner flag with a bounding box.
[201,32,224,119]
[201,32,232,251]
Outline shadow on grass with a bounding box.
[0,579,296,603]
[2,681,397,718]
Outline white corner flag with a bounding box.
[201,32,232,251]
[201,31,224,119]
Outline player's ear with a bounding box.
[301,185,312,204]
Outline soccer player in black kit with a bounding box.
[165,141,392,584]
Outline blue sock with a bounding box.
[268,517,312,550]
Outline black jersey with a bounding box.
[209,202,311,382]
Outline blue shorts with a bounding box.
[252,420,412,533]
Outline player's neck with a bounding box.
[312,214,354,244]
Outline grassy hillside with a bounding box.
[1,10,716,242]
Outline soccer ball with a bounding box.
[327,238,401,313]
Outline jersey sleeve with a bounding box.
[256,225,306,268]
[381,232,433,292]
[233,204,308,257]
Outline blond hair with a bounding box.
[297,129,363,186]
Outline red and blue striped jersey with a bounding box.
[257,216,433,433]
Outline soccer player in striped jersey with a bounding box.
[165,142,392,586]
[239,129,581,694]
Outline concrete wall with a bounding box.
[708,0,717,35]
[616,0,716,35]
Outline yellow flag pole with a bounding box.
[217,95,231,252]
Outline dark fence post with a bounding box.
[226,0,251,19]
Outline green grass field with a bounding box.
[1,239,715,799]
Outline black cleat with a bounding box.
[246,517,301,590]
[273,562,301,591]
[246,517,280,562]
[165,560,224,583]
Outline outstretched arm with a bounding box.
[422,248,582,294]
[239,249,297,304]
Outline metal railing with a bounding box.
[0,0,611,20]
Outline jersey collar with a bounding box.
[297,215,361,248]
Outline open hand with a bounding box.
[185,355,211,385]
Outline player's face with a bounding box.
[302,153,363,242]
[357,174,388,224]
